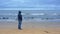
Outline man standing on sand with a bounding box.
[18,11,22,30]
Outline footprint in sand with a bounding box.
[44,31,49,33]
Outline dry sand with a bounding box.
[0,20,60,34]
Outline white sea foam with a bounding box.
[30,13,44,15]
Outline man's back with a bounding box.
[18,14,22,21]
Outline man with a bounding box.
[18,11,22,30]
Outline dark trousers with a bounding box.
[18,20,22,29]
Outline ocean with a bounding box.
[0,10,60,22]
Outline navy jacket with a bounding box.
[18,14,22,21]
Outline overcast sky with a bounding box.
[0,0,60,10]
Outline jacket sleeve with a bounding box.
[21,15,22,21]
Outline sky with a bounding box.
[0,0,60,10]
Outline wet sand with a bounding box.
[0,20,60,34]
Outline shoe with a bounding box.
[18,28,22,30]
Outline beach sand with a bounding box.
[0,28,60,34]
[0,20,60,34]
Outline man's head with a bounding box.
[19,11,21,14]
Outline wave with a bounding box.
[0,13,59,16]
[30,13,44,15]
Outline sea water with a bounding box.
[0,10,60,22]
